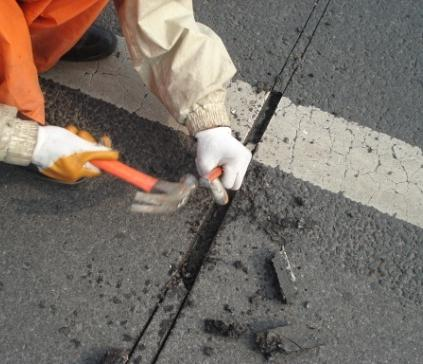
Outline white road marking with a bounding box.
[256,97,423,228]
[44,37,422,228]
[43,36,268,140]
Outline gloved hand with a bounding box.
[31,125,119,183]
[195,127,252,190]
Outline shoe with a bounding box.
[61,25,117,62]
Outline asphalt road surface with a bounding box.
[0,1,422,363]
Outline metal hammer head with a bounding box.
[130,174,198,214]
[199,177,229,206]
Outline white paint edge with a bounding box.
[256,97,423,228]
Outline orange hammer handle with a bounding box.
[207,167,223,182]
[91,160,159,192]
[92,160,222,193]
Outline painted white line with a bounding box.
[43,36,268,140]
[256,97,423,228]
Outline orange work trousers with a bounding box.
[0,0,109,123]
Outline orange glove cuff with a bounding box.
[40,150,119,183]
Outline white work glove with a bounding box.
[31,125,119,183]
[195,127,252,190]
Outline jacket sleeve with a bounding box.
[115,0,237,135]
[0,104,38,166]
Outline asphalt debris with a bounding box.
[270,250,298,304]
[255,324,324,357]
[233,260,249,273]
[223,304,233,313]
[255,80,271,93]
[70,338,81,348]
[202,345,214,356]
[263,214,314,242]
[204,319,247,338]
[100,348,128,364]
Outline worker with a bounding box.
[0,0,252,191]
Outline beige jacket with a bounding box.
[0,0,236,166]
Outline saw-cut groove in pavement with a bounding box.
[150,203,233,363]
[247,0,332,146]
[130,1,333,363]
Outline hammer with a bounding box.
[92,160,228,213]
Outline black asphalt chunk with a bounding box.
[271,252,298,304]
[202,345,214,356]
[256,324,325,356]
[204,319,247,339]
[101,348,128,364]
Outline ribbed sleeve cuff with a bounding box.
[186,103,231,135]
[4,119,39,166]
